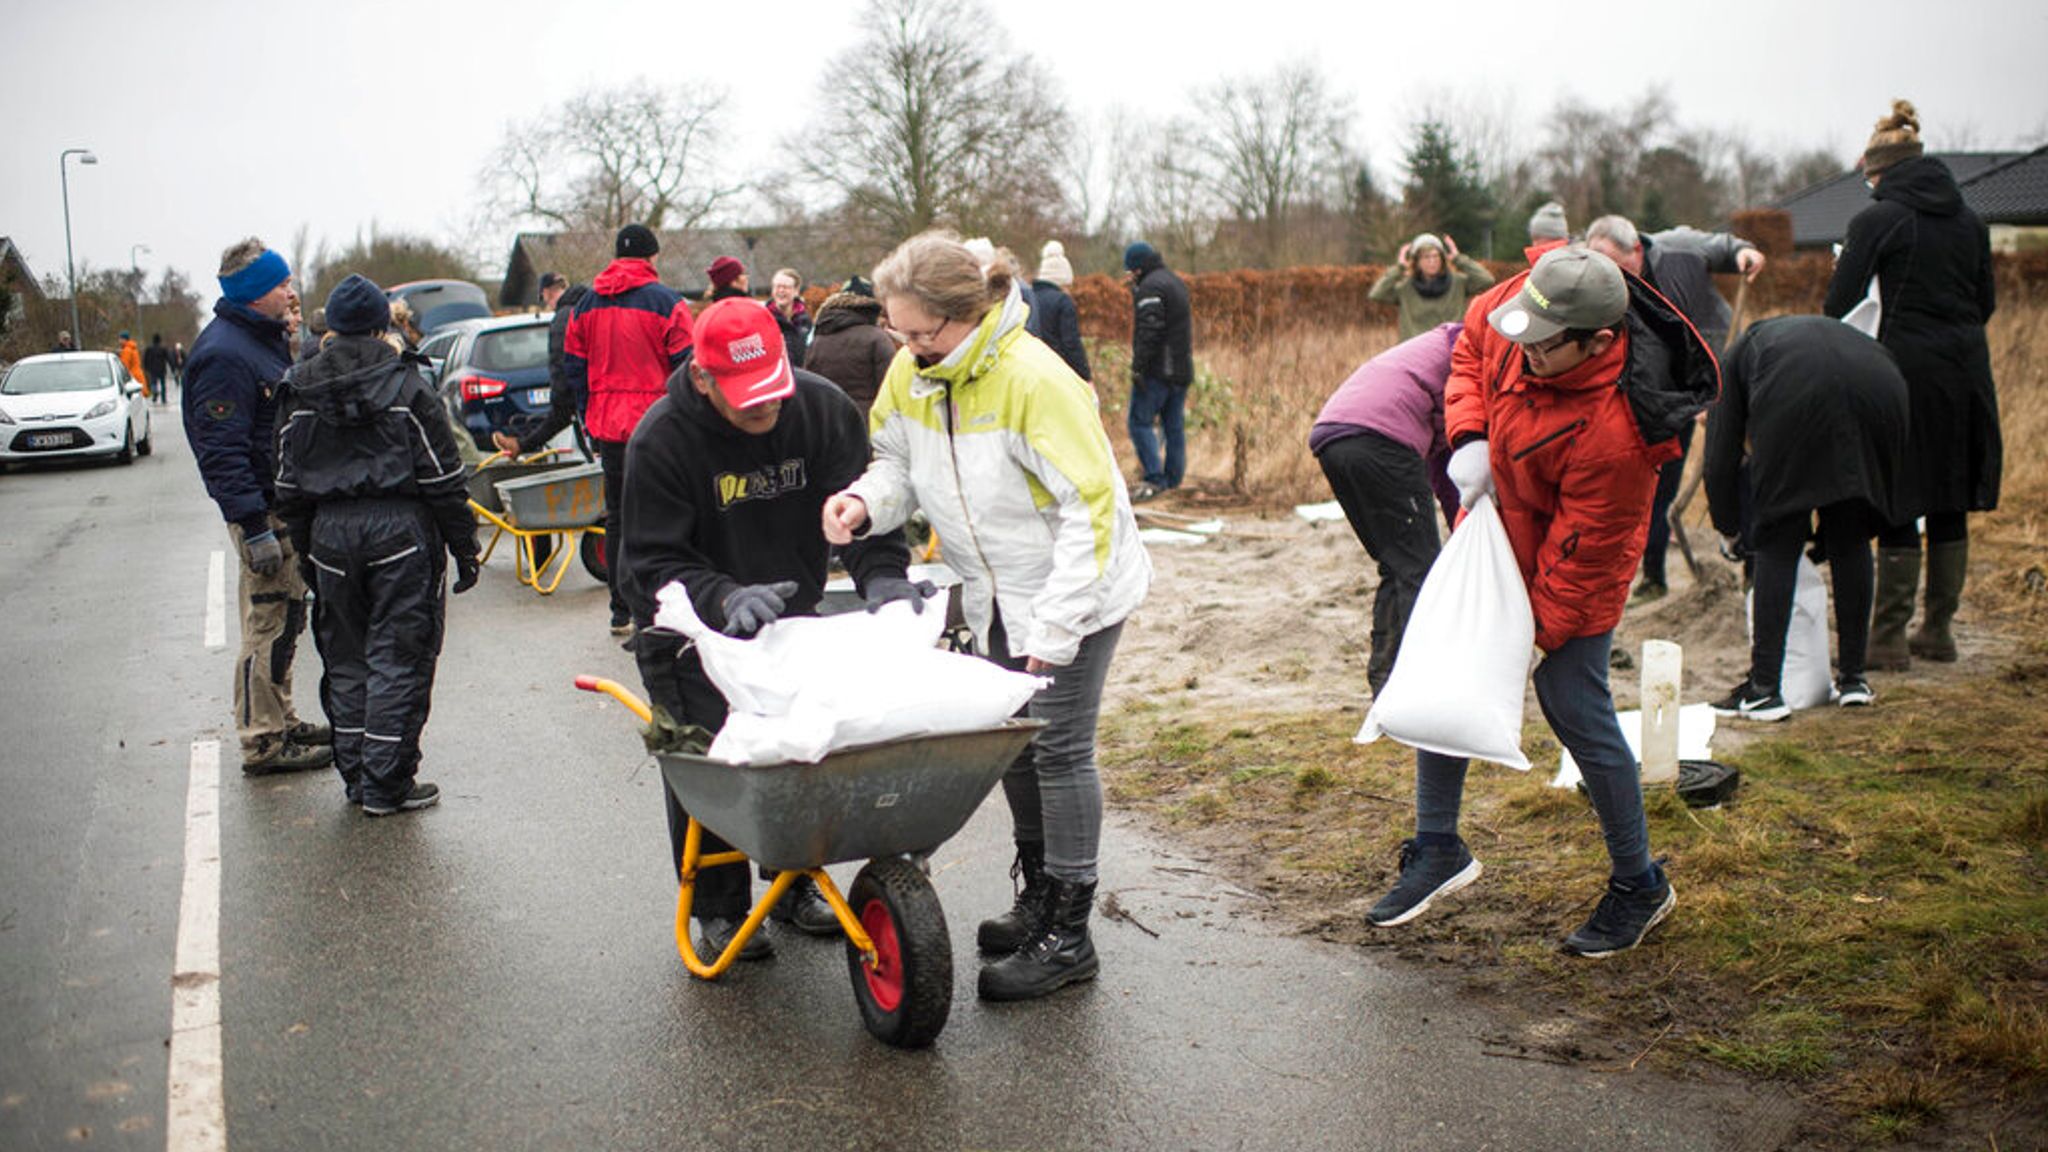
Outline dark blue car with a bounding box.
[419,314,576,456]
[385,279,491,336]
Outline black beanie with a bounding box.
[616,224,659,259]
[325,274,391,336]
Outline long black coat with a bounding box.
[1823,156,2000,517]
[1030,279,1091,381]
[1705,316,1912,539]
[803,293,897,413]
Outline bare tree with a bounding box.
[1128,120,1223,272]
[482,81,741,233]
[1190,61,1355,267]
[794,0,1071,246]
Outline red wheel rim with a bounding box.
[859,898,904,1013]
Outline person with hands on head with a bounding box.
[1368,245,1717,958]
[619,298,918,961]
[272,274,480,816]
[1370,233,1495,341]
[821,230,1152,1003]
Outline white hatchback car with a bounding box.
[0,352,152,467]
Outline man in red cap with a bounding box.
[563,223,694,633]
[618,298,928,959]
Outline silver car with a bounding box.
[0,352,153,468]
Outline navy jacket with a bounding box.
[184,299,294,535]
[1030,279,1091,381]
[1129,256,1193,385]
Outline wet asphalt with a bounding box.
[0,409,1803,1151]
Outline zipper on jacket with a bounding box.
[1511,418,1588,462]
[940,381,1003,626]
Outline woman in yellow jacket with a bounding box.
[823,231,1151,1004]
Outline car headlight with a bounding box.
[0,407,14,425]
[83,399,118,420]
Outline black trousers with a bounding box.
[1317,432,1444,696]
[595,437,629,622]
[1642,421,1695,587]
[1749,500,1874,691]
[307,500,447,807]
[635,639,752,918]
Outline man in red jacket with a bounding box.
[564,224,696,633]
[1367,246,1717,958]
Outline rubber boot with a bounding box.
[976,841,1049,955]
[1909,540,1967,663]
[977,878,1098,1002]
[1867,547,1920,672]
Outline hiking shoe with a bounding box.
[697,916,775,962]
[287,719,333,745]
[1368,838,1482,927]
[1630,580,1669,604]
[1710,680,1789,722]
[769,878,844,938]
[1563,866,1676,958]
[242,737,334,775]
[1836,677,1875,708]
[362,781,440,816]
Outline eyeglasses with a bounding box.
[884,317,954,345]
[1525,330,1581,356]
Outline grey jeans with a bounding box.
[985,614,1123,884]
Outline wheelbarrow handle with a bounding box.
[574,675,653,724]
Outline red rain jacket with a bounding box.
[564,258,695,444]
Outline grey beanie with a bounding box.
[1527,201,1569,242]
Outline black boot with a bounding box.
[978,877,1098,1002]
[976,841,1049,955]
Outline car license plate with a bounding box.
[28,432,72,449]
[527,388,551,405]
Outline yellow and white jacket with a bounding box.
[848,292,1151,665]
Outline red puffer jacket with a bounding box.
[564,258,695,444]
[1445,270,1718,650]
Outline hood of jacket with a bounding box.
[1874,155,1964,217]
[288,336,411,426]
[1617,272,1720,445]
[593,257,662,296]
[812,292,882,334]
[908,283,1031,394]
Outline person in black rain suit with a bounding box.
[274,275,482,816]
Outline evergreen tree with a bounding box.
[1400,121,1496,251]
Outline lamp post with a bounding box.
[59,147,98,345]
[130,243,150,339]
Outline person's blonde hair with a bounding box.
[872,230,1013,323]
[772,267,803,290]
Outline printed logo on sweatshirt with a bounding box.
[716,459,807,509]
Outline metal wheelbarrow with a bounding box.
[467,452,608,594]
[574,674,1041,1048]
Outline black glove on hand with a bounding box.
[451,554,480,594]
[244,529,283,577]
[720,580,799,637]
[863,575,939,615]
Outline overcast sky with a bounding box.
[4,0,2043,319]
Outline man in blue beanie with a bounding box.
[1123,241,1192,501]
[275,274,481,815]
[185,236,333,775]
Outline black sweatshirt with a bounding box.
[619,365,909,630]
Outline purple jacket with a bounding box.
[1309,322,1461,522]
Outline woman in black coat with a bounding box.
[1823,100,2000,669]
[1030,240,1091,381]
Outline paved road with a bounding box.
[0,408,1801,1151]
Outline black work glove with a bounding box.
[244,529,283,576]
[451,554,480,594]
[863,575,939,615]
[720,580,799,637]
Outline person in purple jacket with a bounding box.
[1309,322,1462,696]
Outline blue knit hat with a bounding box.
[1123,241,1158,271]
[325,274,391,336]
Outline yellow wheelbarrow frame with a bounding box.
[469,450,606,596]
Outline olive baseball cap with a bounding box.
[1487,246,1627,344]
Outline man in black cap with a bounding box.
[493,270,591,459]
[1122,240,1192,502]
[563,225,696,634]
[274,274,482,815]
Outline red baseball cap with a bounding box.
[693,299,794,409]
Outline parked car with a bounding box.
[428,314,583,458]
[385,279,491,336]
[0,352,152,468]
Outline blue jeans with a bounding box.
[1413,632,1653,880]
[1126,375,1186,489]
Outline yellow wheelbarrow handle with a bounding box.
[574,675,652,724]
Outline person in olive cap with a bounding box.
[274,273,482,815]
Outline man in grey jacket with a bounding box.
[1586,215,1766,601]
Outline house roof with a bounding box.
[0,237,46,300]
[499,226,844,307]
[1957,146,2048,227]
[1772,152,2034,247]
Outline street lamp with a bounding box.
[59,147,98,346]
[130,243,150,339]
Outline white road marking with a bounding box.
[167,739,226,1152]
[204,551,226,650]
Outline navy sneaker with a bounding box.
[1711,680,1790,722]
[1367,838,1482,927]
[1836,676,1874,707]
[1563,866,1676,958]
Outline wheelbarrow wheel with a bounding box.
[844,857,952,1048]
[580,532,608,582]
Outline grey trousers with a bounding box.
[985,614,1123,884]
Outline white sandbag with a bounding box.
[1745,555,1833,711]
[1553,704,1718,789]
[1356,494,1534,770]
[654,583,1046,764]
